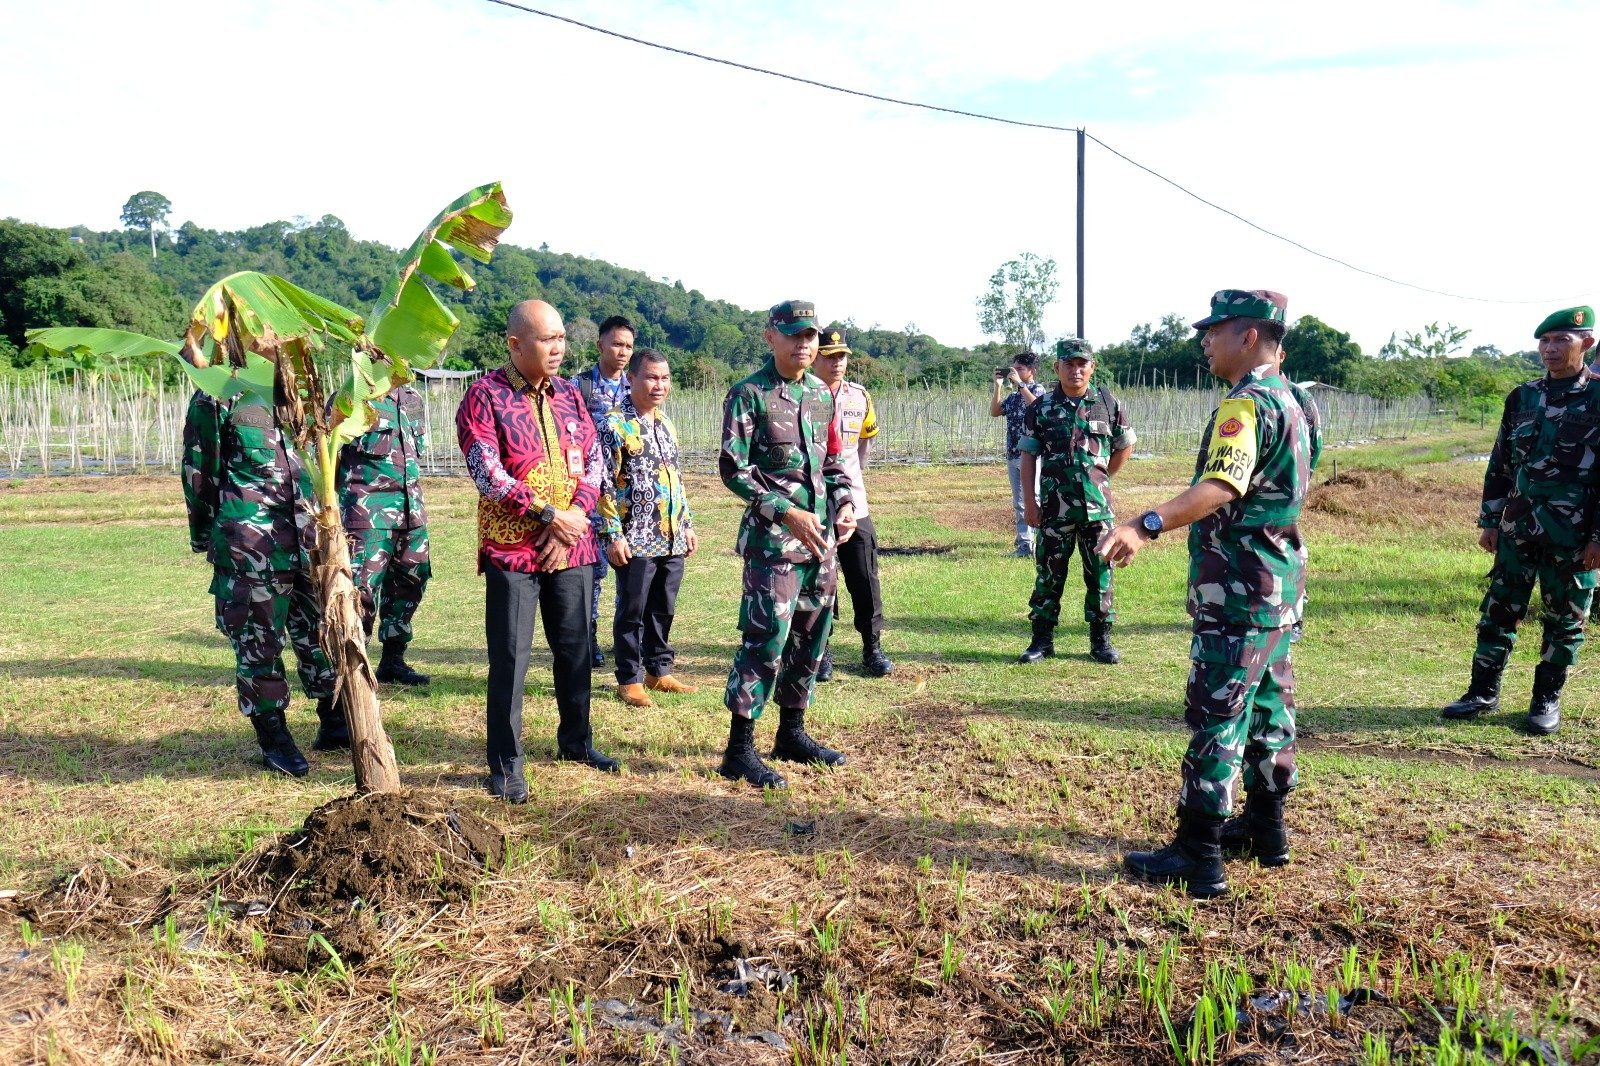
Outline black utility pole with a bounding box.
[1076,127,1086,340]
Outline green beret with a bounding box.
[1534,306,1594,339]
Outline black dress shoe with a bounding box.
[816,649,834,682]
[560,747,620,773]
[590,622,606,669]
[489,776,530,804]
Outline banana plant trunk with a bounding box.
[310,431,400,794]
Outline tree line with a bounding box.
[0,202,1540,406]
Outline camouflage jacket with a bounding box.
[336,384,428,532]
[182,391,317,575]
[598,396,694,557]
[1480,369,1600,549]
[719,359,853,564]
[1187,365,1311,629]
[1288,380,1323,474]
[1018,383,1136,524]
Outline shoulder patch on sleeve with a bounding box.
[1201,397,1258,495]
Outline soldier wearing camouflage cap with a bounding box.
[1099,289,1312,898]
[337,383,433,705]
[183,390,336,777]
[716,300,858,789]
[1016,336,1136,666]
[1442,304,1599,735]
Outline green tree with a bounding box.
[1281,315,1363,386]
[1380,321,1471,359]
[120,190,173,259]
[975,252,1058,350]
[1094,313,1205,387]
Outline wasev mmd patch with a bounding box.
[1201,397,1258,494]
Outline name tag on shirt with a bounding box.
[565,446,585,476]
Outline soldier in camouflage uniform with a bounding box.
[717,300,858,789]
[183,391,336,777]
[337,382,432,695]
[1273,348,1323,643]
[1017,337,1136,666]
[1099,290,1311,898]
[1443,305,1600,735]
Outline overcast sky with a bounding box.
[5,0,1596,356]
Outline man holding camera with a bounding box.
[989,352,1048,557]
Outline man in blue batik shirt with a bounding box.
[572,314,636,667]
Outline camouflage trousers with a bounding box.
[724,557,837,720]
[211,568,335,718]
[349,526,432,647]
[1028,518,1114,627]
[1474,533,1598,670]
[1178,624,1297,819]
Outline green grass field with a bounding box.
[1,428,1597,1064]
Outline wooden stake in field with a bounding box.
[25,183,513,794]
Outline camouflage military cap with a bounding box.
[1054,336,1094,362]
[1192,289,1289,330]
[1534,305,1594,338]
[768,300,821,336]
[818,327,851,355]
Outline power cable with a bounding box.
[480,0,1588,306]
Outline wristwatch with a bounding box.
[1138,511,1164,539]
[537,503,557,525]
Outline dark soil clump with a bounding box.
[229,790,503,970]
[256,790,502,910]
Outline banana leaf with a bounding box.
[368,182,511,369]
[24,326,275,403]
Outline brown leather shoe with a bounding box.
[617,683,654,708]
[645,674,698,694]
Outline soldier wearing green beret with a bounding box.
[1099,289,1311,898]
[1443,305,1599,735]
[717,300,858,789]
[1017,337,1136,665]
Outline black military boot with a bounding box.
[718,713,786,789]
[1089,621,1121,665]
[1124,809,1228,898]
[816,647,835,682]
[311,694,350,752]
[1218,790,1290,866]
[590,622,605,669]
[862,635,894,678]
[375,639,430,686]
[1019,620,1055,664]
[251,710,309,778]
[772,706,847,768]
[1441,661,1502,721]
[1526,661,1566,735]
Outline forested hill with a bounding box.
[0,214,994,389]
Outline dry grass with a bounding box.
[3,440,1599,1064]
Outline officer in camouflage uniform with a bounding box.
[337,382,432,692]
[183,391,336,777]
[1443,305,1600,735]
[1100,290,1310,898]
[1017,337,1135,666]
[718,299,857,789]
[1273,347,1323,643]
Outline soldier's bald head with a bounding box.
[507,299,561,340]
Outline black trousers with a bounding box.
[484,565,593,793]
[834,514,884,641]
[612,553,685,685]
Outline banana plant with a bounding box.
[27,182,512,794]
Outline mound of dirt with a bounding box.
[231,790,503,970]
[1305,467,1474,529]
[257,790,502,910]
